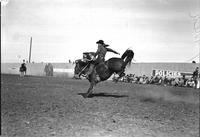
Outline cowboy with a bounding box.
[85,40,120,78]
[193,67,199,88]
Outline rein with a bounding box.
[77,63,90,76]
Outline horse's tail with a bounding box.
[121,49,134,67]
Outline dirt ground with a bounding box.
[1,74,199,137]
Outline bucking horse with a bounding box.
[74,49,134,98]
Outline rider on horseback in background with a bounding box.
[85,40,120,79]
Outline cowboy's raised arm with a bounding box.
[106,47,120,55]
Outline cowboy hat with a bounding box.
[96,40,105,45]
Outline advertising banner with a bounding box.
[152,69,182,77]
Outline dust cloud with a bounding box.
[138,87,199,104]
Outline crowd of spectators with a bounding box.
[112,73,198,88]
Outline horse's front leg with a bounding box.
[84,82,95,98]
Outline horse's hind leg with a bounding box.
[115,71,125,82]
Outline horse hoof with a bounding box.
[83,93,92,98]
[74,75,80,79]
[83,94,89,98]
[87,94,92,98]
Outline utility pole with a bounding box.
[199,43,200,69]
[29,37,32,63]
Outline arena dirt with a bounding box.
[1,74,199,137]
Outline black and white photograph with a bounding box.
[1,0,200,136]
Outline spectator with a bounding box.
[162,76,169,86]
[49,63,53,76]
[182,75,187,86]
[186,78,195,88]
[142,75,148,84]
[174,77,180,86]
[44,63,54,76]
[19,59,27,77]
[138,76,143,84]
[192,67,199,88]
[150,75,161,85]
[126,74,133,83]
[149,76,154,84]
[171,78,176,86]
[132,76,138,84]
[44,64,49,76]
[145,76,151,84]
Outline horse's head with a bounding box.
[74,59,88,76]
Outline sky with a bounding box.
[1,0,200,63]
